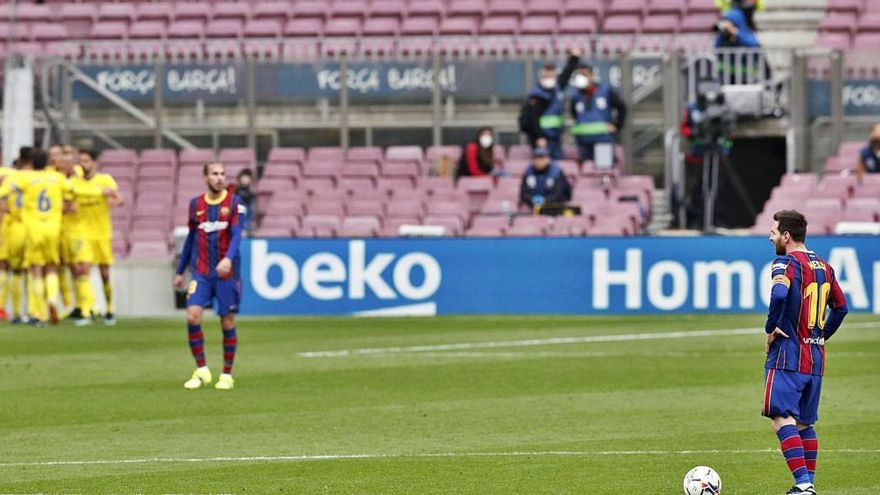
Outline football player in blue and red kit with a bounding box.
[763,210,848,495]
[174,162,245,391]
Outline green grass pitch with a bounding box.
[1,314,878,494]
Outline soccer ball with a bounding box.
[683,466,722,495]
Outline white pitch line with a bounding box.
[2,449,879,468]
[298,322,880,358]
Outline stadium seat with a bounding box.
[558,15,599,35]
[168,20,206,39]
[481,16,520,36]
[369,0,408,20]
[340,217,382,237]
[174,3,211,23]
[244,19,283,39]
[136,3,175,23]
[422,215,464,236]
[59,3,97,38]
[179,149,215,168]
[562,0,603,17]
[268,147,306,165]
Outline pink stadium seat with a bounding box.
[302,160,342,181]
[489,0,527,17]
[470,215,510,231]
[260,215,302,232]
[342,162,380,181]
[602,15,641,34]
[607,0,646,17]
[422,215,464,236]
[426,200,469,224]
[382,216,421,236]
[284,18,324,37]
[362,17,400,37]
[440,17,479,36]
[680,13,717,33]
[686,0,717,14]
[386,199,425,219]
[816,32,851,50]
[302,214,341,231]
[179,149,215,168]
[340,217,382,237]
[377,177,415,197]
[174,3,211,23]
[59,3,97,38]
[386,145,425,164]
[324,17,362,37]
[642,15,679,33]
[218,148,257,170]
[338,177,377,195]
[32,24,68,43]
[168,20,205,39]
[98,3,135,24]
[369,0,408,20]
[213,2,250,22]
[563,0,603,17]
[129,21,166,40]
[136,3,174,23]
[466,226,505,237]
[553,216,589,236]
[291,0,327,19]
[526,0,564,17]
[346,147,383,164]
[268,147,305,164]
[255,226,296,238]
[821,13,856,34]
[307,147,345,162]
[558,15,599,34]
[15,4,53,23]
[244,19,283,38]
[481,16,520,35]
[206,19,243,39]
[346,199,385,217]
[332,0,369,19]
[129,241,170,259]
[253,1,291,21]
[519,15,558,35]
[400,16,438,37]
[90,22,128,40]
[100,149,138,167]
[650,0,687,16]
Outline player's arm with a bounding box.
[102,175,123,207]
[174,201,197,288]
[822,269,849,341]
[216,199,244,277]
[764,258,791,352]
[0,182,10,215]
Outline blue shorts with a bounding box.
[186,273,241,316]
[762,368,823,425]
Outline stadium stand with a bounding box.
[98,144,655,258]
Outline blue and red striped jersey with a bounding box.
[765,251,848,376]
[178,190,244,279]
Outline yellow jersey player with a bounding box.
[57,146,85,318]
[69,150,122,326]
[0,150,33,324]
[2,149,71,325]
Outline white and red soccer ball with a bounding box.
[683,466,722,495]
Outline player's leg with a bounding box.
[72,239,95,326]
[44,264,61,325]
[797,375,823,485]
[764,369,814,493]
[214,277,240,390]
[58,235,74,312]
[8,226,26,323]
[10,269,24,323]
[0,260,9,321]
[97,239,116,324]
[27,265,47,324]
[183,276,213,389]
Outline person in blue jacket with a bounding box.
[520,147,572,209]
[569,64,627,163]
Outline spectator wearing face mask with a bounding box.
[457,127,501,179]
[569,64,627,163]
[233,169,256,233]
[715,0,760,49]
[857,124,880,181]
[520,147,572,209]
[518,48,583,160]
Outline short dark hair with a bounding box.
[18,146,33,162]
[774,210,807,242]
[237,168,253,179]
[203,161,225,176]
[79,149,97,161]
[33,149,48,170]
[541,63,556,72]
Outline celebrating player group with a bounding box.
[0,145,121,327]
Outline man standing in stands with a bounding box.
[520,147,571,209]
[856,124,880,181]
[569,64,627,163]
[174,162,244,391]
[519,48,583,159]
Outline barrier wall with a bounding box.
[240,237,880,316]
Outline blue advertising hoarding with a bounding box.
[808,79,880,118]
[239,237,880,316]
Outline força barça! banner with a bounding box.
[239,237,880,316]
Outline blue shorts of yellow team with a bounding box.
[0,220,26,269]
[762,368,823,425]
[72,238,114,266]
[186,273,241,316]
[25,225,61,266]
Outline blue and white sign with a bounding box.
[240,237,880,316]
[808,79,880,117]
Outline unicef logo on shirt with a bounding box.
[596,96,608,110]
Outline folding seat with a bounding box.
[416,176,455,195]
[426,200,469,224]
[174,3,211,23]
[363,17,400,37]
[294,0,330,19]
[342,162,380,180]
[302,160,342,183]
[340,217,382,237]
[587,219,632,236]
[817,32,850,51]
[344,146,382,164]
[245,19,283,38]
[439,17,479,36]
[346,198,385,217]
[32,24,68,43]
[481,16,519,36]
[301,215,341,233]
[214,3,250,23]
[602,15,641,34]
[268,147,306,165]
[470,215,510,231]
[479,197,520,215]
[558,15,599,35]
[641,15,679,34]
[386,198,425,220]
[59,3,97,38]
[98,3,135,24]
[811,182,852,200]
[306,199,345,217]
[686,0,717,15]
[562,0,603,18]
[526,0,564,17]
[837,141,865,158]
[858,13,880,33]
[502,159,531,176]
[520,16,557,36]
[260,214,302,232]
[136,3,175,24]
[218,148,257,170]
[552,216,589,236]
[649,0,687,16]
[448,0,486,19]
[268,196,307,217]
[263,162,301,180]
[505,224,547,237]
[100,149,138,168]
[377,177,415,197]
[206,19,243,39]
[16,4,53,23]
[168,20,206,40]
[425,146,463,170]
[284,18,324,37]
[255,226,296,238]
[382,217,421,236]
[253,2,292,22]
[130,21,166,40]
[606,0,646,17]
[381,162,420,184]
[840,209,878,223]
[365,0,406,20]
[400,16,438,37]
[421,215,464,236]
[820,13,856,34]
[323,17,362,37]
[332,0,369,19]
[306,147,344,162]
[679,13,717,33]
[91,22,128,40]
[466,226,505,237]
[179,149,215,168]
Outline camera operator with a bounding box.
[715,0,760,49]
[680,82,735,230]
